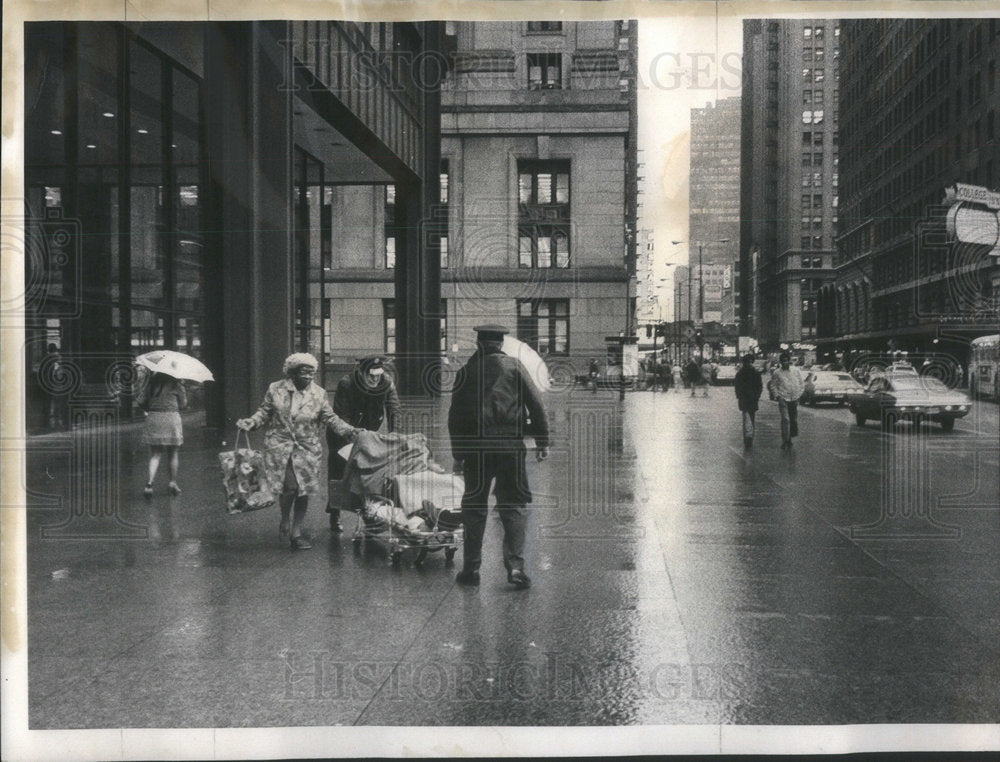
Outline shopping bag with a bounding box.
[219,428,275,514]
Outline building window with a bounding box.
[518,160,570,268]
[814,69,825,83]
[814,90,824,105]
[527,21,562,33]
[384,183,397,269]
[385,299,447,354]
[385,236,396,269]
[517,299,569,355]
[438,159,449,267]
[528,53,562,90]
[813,236,823,249]
[802,236,812,249]
[439,159,449,204]
[803,89,812,104]
[803,110,814,124]
[383,299,396,354]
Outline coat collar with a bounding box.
[279,378,317,395]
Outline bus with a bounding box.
[969,334,1000,400]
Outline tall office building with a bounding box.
[740,19,840,349]
[439,20,638,371]
[818,19,1000,361]
[689,97,741,326]
[24,21,444,429]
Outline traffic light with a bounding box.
[695,329,704,348]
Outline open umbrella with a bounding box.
[501,335,551,392]
[136,350,214,383]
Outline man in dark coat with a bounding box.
[325,355,401,531]
[734,353,764,448]
[448,325,550,589]
[684,357,701,396]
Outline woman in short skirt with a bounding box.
[137,371,187,497]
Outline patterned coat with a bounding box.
[248,379,355,496]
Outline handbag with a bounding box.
[218,427,276,514]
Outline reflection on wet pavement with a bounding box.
[24,391,1000,726]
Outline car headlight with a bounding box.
[944,405,953,411]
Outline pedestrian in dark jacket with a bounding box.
[734,354,764,448]
[684,358,700,396]
[325,355,401,531]
[448,325,549,589]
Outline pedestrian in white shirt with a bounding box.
[767,352,805,450]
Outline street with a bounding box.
[24,387,1000,727]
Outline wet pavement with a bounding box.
[22,386,1000,727]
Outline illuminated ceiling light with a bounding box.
[137,129,148,134]
[102,112,115,118]
[86,143,97,149]
[50,130,62,135]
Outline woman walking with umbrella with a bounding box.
[237,353,360,550]
[137,371,187,497]
[135,349,215,498]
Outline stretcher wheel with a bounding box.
[391,550,403,567]
[414,548,428,568]
[445,548,456,567]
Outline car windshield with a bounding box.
[891,378,949,392]
[834,374,854,381]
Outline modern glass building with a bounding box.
[24,21,444,431]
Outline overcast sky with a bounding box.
[637,13,743,317]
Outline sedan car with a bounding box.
[802,370,866,405]
[850,375,972,431]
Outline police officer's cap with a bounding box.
[474,324,508,342]
[357,355,386,374]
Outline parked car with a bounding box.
[886,361,919,377]
[802,370,866,405]
[714,364,738,385]
[850,375,972,431]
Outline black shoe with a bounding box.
[290,535,312,550]
[507,569,531,589]
[455,570,480,586]
[744,438,753,448]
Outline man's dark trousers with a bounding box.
[459,445,532,574]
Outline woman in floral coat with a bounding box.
[237,353,358,550]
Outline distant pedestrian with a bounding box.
[448,325,549,589]
[588,358,600,393]
[699,360,712,396]
[137,371,187,497]
[237,353,360,550]
[671,362,682,393]
[44,343,68,430]
[767,351,805,450]
[657,360,671,392]
[325,355,401,532]
[684,358,700,396]
[734,354,763,448]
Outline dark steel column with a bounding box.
[203,23,293,428]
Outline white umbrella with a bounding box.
[136,350,215,383]
[502,335,551,392]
